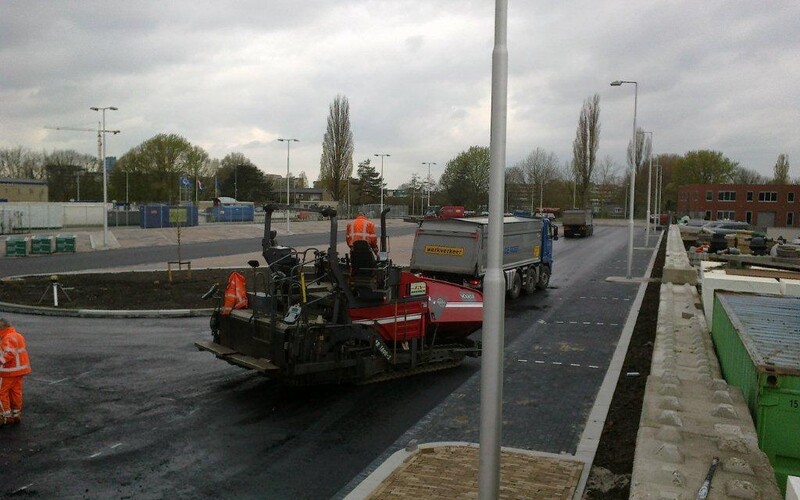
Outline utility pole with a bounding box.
[44,123,120,209]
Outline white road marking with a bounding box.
[534,360,545,364]
[570,363,581,367]
[49,378,70,385]
[582,321,591,325]
[517,359,528,363]
[89,452,102,458]
[569,321,577,324]
[110,443,123,449]
[552,362,562,365]
[589,365,600,369]
[555,321,564,324]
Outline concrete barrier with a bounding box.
[630,227,781,499]
[662,225,697,285]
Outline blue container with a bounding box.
[140,205,199,228]
[211,205,254,222]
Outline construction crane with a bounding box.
[43,124,120,201]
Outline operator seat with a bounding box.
[349,240,384,301]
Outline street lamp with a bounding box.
[90,105,118,249]
[421,161,436,214]
[278,138,299,234]
[374,153,390,213]
[610,80,638,279]
[641,130,653,246]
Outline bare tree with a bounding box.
[319,94,354,201]
[572,94,601,207]
[626,127,651,173]
[514,147,559,211]
[0,146,44,179]
[773,153,790,184]
[731,166,767,184]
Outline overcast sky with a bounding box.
[2,1,798,188]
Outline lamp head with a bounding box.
[90,107,99,111]
[109,106,118,111]
[610,80,623,86]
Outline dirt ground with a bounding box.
[2,235,666,499]
[583,235,665,499]
[1,268,252,310]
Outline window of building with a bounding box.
[717,211,735,220]
[745,211,753,223]
[706,191,713,201]
[746,191,753,201]
[758,191,778,202]
[789,192,795,203]
[694,192,699,201]
[718,191,736,202]
[788,213,794,226]
[705,210,712,220]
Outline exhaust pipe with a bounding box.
[380,207,390,252]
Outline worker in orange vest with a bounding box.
[346,213,379,256]
[0,318,31,426]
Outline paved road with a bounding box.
[0,225,656,499]
[0,225,417,278]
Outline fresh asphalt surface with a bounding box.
[0,225,655,499]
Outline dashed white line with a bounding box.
[534,360,545,364]
[517,359,528,363]
[570,363,581,367]
[588,365,600,369]
[582,321,591,325]
[552,362,562,365]
[569,321,578,324]
[555,320,564,324]
[110,443,123,449]
[89,452,102,458]
[597,322,604,325]
[49,378,70,385]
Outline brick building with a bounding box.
[677,183,800,228]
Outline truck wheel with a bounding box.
[524,266,538,295]
[536,265,551,290]
[507,271,522,299]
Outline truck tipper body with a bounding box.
[562,209,594,237]
[410,216,556,299]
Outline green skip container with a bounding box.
[712,292,800,495]
[30,235,53,254]
[55,234,76,253]
[4,236,27,257]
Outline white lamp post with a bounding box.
[374,153,390,214]
[90,106,118,249]
[278,138,299,234]
[610,80,638,279]
[422,161,436,214]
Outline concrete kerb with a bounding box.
[0,300,212,318]
[572,228,664,498]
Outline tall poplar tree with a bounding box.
[319,95,354,201]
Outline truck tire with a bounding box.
[523,265,538,295]
[536,265,551,290]
[507,271,522,299]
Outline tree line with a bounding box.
[1,93,792,216]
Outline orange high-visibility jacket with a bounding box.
[1,326,31,377]
[346,215,378,251]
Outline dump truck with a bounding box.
[562,209,594,237]
[409,216,556,299]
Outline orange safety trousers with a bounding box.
[0,376,24,420]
